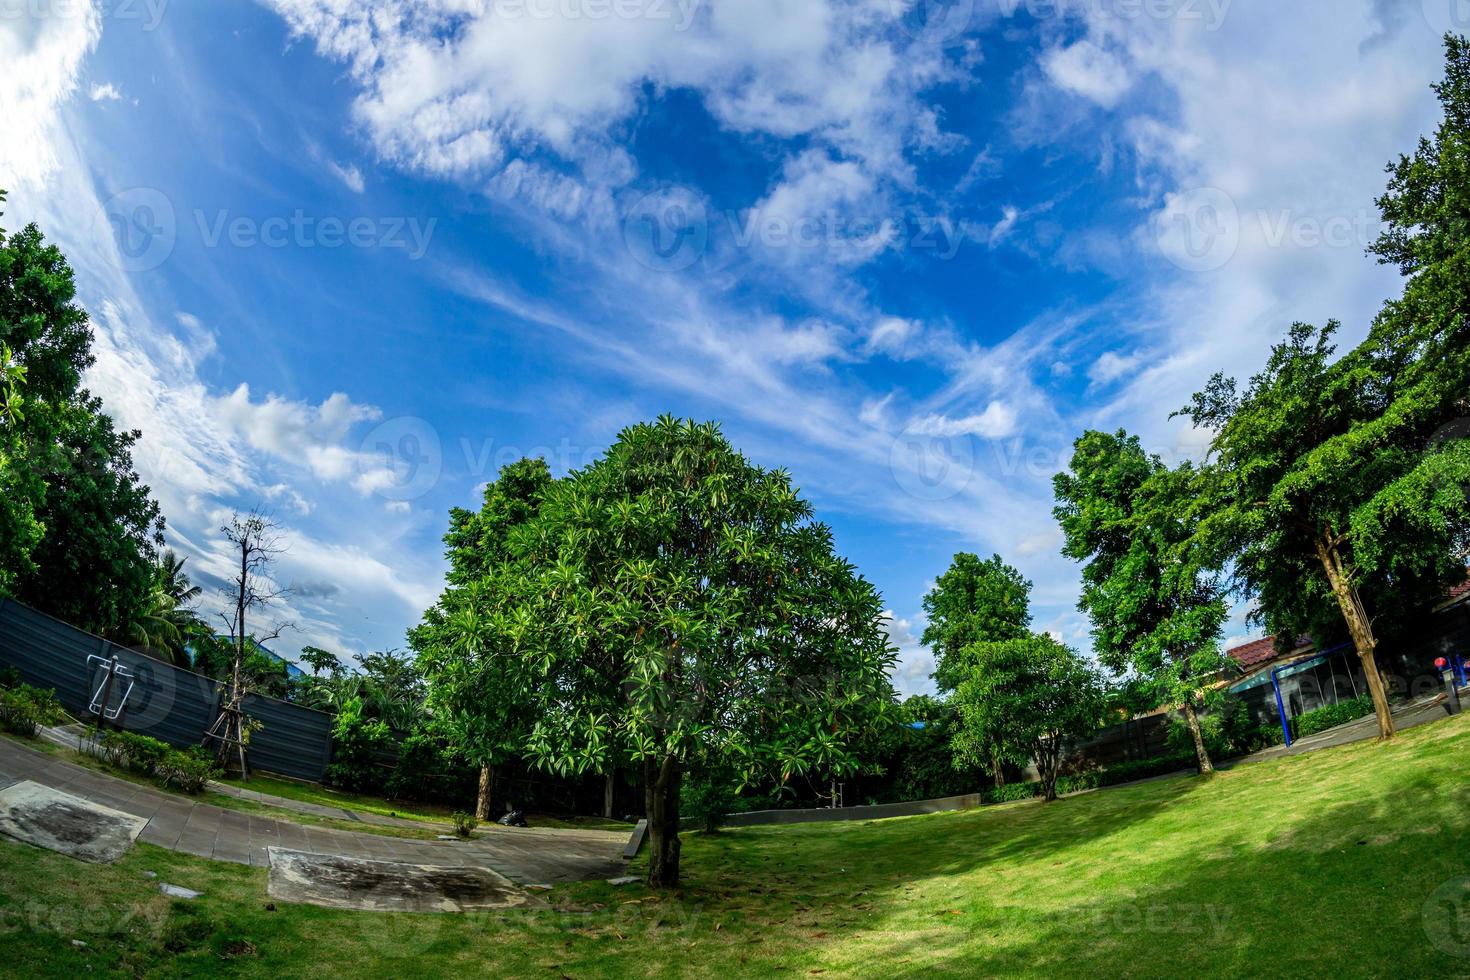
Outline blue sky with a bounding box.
[0,0,1454,692]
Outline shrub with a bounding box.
[385,727,457,801]
[1293,696,1374,739]
[451,811,477,838]
[83,729,220,794]
[326,697,393,793]
[156,748,220,795]
[1096,753,1197,787]
[0,684,64,737]
[984,782,1041,804]
[684,770,740,832]
[1163,710,1231,761]
[94,730,170,775]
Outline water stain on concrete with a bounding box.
[266,848,533,912]
[0,781,147,863]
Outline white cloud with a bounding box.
[988,205,1019,248]
[1041,39,1133,109]
[881,609,934,697]
[1088,350,1144,387]
[328,160,365,193]
[907,401,1019,440]
[0,3,100,184]
[89,81,123,102]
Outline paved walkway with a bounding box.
[0,736,627,883]
[1228,694,1458,767]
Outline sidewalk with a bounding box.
[1227,694,1456,767]
[0,735,627,883]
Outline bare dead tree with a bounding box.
[205,508,293,778]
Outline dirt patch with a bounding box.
[266,848,533,912]
[0,781,148,863]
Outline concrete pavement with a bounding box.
[0,735,627,884]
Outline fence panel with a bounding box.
[0,598,333,782]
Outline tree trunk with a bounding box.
[603,771,615,819]
[644,755,682,888]
[475,763,493,822]
[1315,534,1395,740]
[1182,700,1214,775]
[991,750,1005,790]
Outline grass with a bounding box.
[4,713,1470,976]
[21,735,627,839]
[214,772,458,824]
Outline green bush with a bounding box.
[1164,710,1230,760]
[0,684,64,737]
[84,728,220,795]
[155,748,220,795]
[684,770,740,832]
[451,811,477,838]
[94,730,170,775]
[984,782,1041,804]
[385,726,457,801]
[1293,696,1374,739]
[1096,753,1196,787]
[326,697,392,793]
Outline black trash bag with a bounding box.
[497,809,528,827]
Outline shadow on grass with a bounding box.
[774,727,1470,977]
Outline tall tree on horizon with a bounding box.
[1054,430,1230,774]
[1178,35,1470,740]
[0,193,165,639]
[410,457,553,821]
[513,416,896,888]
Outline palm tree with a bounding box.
[126,551,207,668]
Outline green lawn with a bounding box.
[215,772,458,824]
[3,713,1470,977]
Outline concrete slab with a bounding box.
[0,781,147,863]
[267,848,533,913]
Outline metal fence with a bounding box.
[0,598,333,781]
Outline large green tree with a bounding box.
[1180,38,1470,741]
[410,457,553,820]
[0,201,164,638]
[921,553,1033,691]
[950,634,1105,802]
[514,417,896,887]
[1054,430,1230,773]
[921,553,1032,788]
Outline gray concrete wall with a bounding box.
[0,599,334,782]
[716,792,986,828]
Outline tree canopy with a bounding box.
[1054,429,1229,772]
[921,552,1033,693]
[409,457,554,819]
[0,205,164,639]
[511,416,896,886]
[1178,37,1470,741]
[950,634,1105,802]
